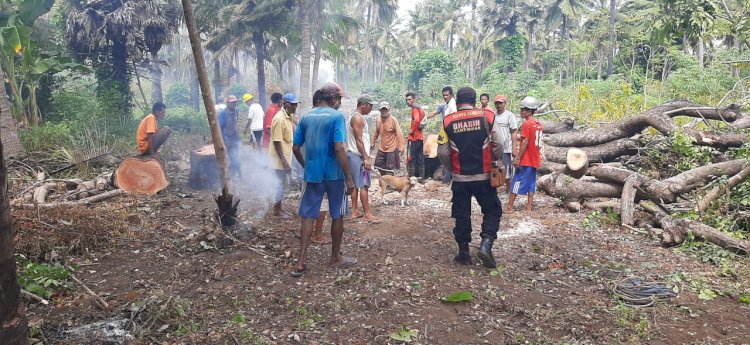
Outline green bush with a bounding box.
[406,49,462,90]
[46,76,100,124]
[20,122,73,152]
[165,83,192,107]
[365,81,407,110]
[226,84,248,99]
[664,64,735,104]
[159,106,209,134]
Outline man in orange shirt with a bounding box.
[371,102,405,175]
[405,92,425,180]
[480,93,495,114]
[136,102,171,156]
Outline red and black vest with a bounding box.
[442,108,495,176]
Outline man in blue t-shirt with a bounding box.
[290,82,355,278]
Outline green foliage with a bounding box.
[46,75,99,123]
[164,83,192,108]
[159,106,209,134]
[406,49,461,90]
[582,209,620,230]
[19,122,72,152]
[664,64,735,105]
[668,130,712,172]
[482,34,526,77]
[364,81,406,110]
[16,254,72,299]
[225,84,248,99]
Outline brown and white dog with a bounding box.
[378,175,418,206]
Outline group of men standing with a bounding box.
[134,83,544,277]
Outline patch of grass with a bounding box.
[582,210,619,229]
[614,304,652,339]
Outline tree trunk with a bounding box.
[542,101,741,147]
[696,165,750,212]
[364,2,372,82]
[312,30,323,96]
[189,145,221,190]
[620,175,639,226]
[641,201,749,255]
[544,138,638,164]
[0,116,28,344]
[150,51,163,104]
[182,0,237,226]
[539,118,575,134]
[607,0,616,78]
[213,59,222,100]
[537,172,623,201]
[697,35,705,67]
[565,148,588,179]
[469,0,477,80]
[190,62,200,111]
[526,22,534,71]
[253,31,268,111]
[300,1,312,112]
[0,66,22,158]
[588,160,749,204]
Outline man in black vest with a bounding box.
[437,87,504,268]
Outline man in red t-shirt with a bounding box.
[508,96,543,213]
[262,92,283,148]
[405,92,426,179]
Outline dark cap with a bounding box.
[356,94,377,105]
[455,87,476,104]
[319,82,345,98]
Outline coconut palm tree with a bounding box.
[145,1,181,103]
[64,0,178,126]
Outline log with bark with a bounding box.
[640,201,749,255]
[539,118,575,134]
[537,172,623,201]
[696,165,750,212]
[16,189,127,210]
[587,159,750,203]
[113,157,169,195]
[542,101,741,147]
[544,138,638,164]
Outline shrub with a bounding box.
[165,83,192,107]
[664,64,735,105]
[19,122,72,152]
[406,49,462,90]
[159,106,209,134]
[16,254,73,299]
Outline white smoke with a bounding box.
[232,146,283,218]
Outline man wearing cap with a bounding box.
[507,96,543,213]
[347,94,376,221]
[406,92,426,180]
[242,93,265,150]
[426,86,457,183]
[262,92,283,148]
[218,95,242,175]
[371,102,405,175]
[493,95,518,192]
[269,93,300,217]
[437,86,504,269]
[291,82,355,277]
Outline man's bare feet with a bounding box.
[329,256,357,269]
[350,212,363,219]
[505,208,514,214]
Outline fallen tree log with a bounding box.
[696,165,750,212]
[544,138,638,164]
[641,201,749,255]
[587,159,750,203]
[543,101,741,147]
[620,175,640,227]
[15,189,127,209]
[540,118,575,134]
[114,156,169,195]
[539,161,566,175]
[537,172,623,201]
[731,114,750,129]
[565,148,588,179]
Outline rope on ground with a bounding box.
[612,277,677,307]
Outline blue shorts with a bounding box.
[347,152,371,188]
[299,180,347,219]
[510,166,537,195]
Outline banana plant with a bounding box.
[0,0,89,126]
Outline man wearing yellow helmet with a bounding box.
[242,93,264,150]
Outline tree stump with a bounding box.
[114,157,169,195]
[188,145,221,190]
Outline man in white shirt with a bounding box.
[493,95,518,193]
[242,93,265,150]
[347,94,376,221]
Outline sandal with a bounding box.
[290,265,306,278]
[331,256,357,270]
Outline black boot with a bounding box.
[453,242,472,265]
[477,238,497,268]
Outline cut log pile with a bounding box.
[13,173,126,209]
[536,100,750,255]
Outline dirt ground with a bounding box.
[11,127,750,344]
